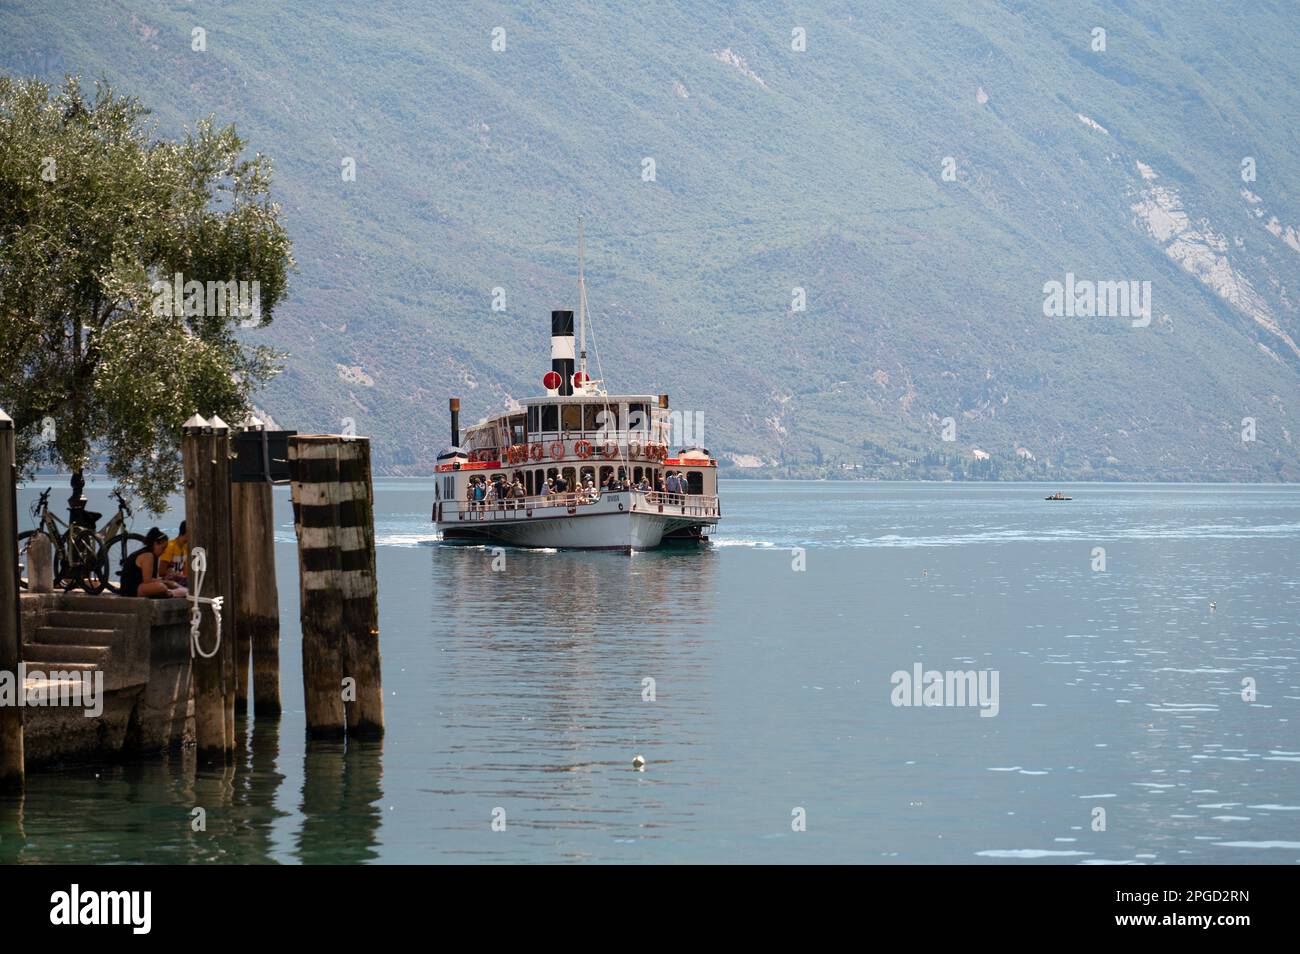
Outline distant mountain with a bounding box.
[5,0,1299,479]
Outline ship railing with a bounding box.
[453,490,603,520]
[448,490,720,520]
[640,491,721,518]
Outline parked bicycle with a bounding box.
[16,488,109,593]
[99,491,149,594]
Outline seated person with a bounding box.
[122,528,187,599]
[160,520,189,586]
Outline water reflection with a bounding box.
[0,710,385,863]
[424,544,719,855]
[295,739,384,864]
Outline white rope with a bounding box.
[187,546,223,660]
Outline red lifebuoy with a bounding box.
[575,439,593,459]
[549,441,565,461]
[529,443,544,462]
[601,443,618,459]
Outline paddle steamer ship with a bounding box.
[432,228,721,552]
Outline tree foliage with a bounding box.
[0,75,293,511]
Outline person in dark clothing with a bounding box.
[121,527,186,599]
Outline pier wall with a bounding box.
[17,594,194,766]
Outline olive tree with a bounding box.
[0,75,293,512]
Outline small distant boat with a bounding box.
[1044,492,1072,501]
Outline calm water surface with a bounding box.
[2,480,1298,864]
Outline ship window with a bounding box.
[561,404,582,431]
[687,471,704,494]
[594,404,618,434]
[627,403,649,431]
[633,466,643,484]
[580,466,595,486]
[527,406,539,433]
[562,467,576,489]
[599,466,612,486]
[541,404,558,432]
[583,405,602,431]
[510,416,526,445]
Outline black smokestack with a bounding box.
[551,310,574,396]
[449,397,460,447]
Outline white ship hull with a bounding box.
[437,491,718,552]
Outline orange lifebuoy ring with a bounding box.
[601,443,618,459]
[548,441,565,461]
[529,443,544,462]
[575,439,593,459]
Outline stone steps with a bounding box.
[45,609,136,630]
[53,594,138,613]
[34,625,117,647]
[23,642,111,670]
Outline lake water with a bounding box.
[3,480,1299,864]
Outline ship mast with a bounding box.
[577,216,587,384]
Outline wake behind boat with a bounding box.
[431,225,721,552]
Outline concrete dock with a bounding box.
[14,593,194,766]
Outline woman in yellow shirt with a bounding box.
[159,520,188,585]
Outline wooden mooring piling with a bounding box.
[0,409,24,787]
[233,478,281,717]
[289,435,384,739]
[181,414,236,762]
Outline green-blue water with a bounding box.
[3,480,1299,864]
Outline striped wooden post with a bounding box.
[289,435,383,738]
[0,409,24,788]
[182,414,236,761]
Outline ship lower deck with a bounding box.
[435,490,719,552]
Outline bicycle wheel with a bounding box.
[65,525,106,594]
[102,532,147,594]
